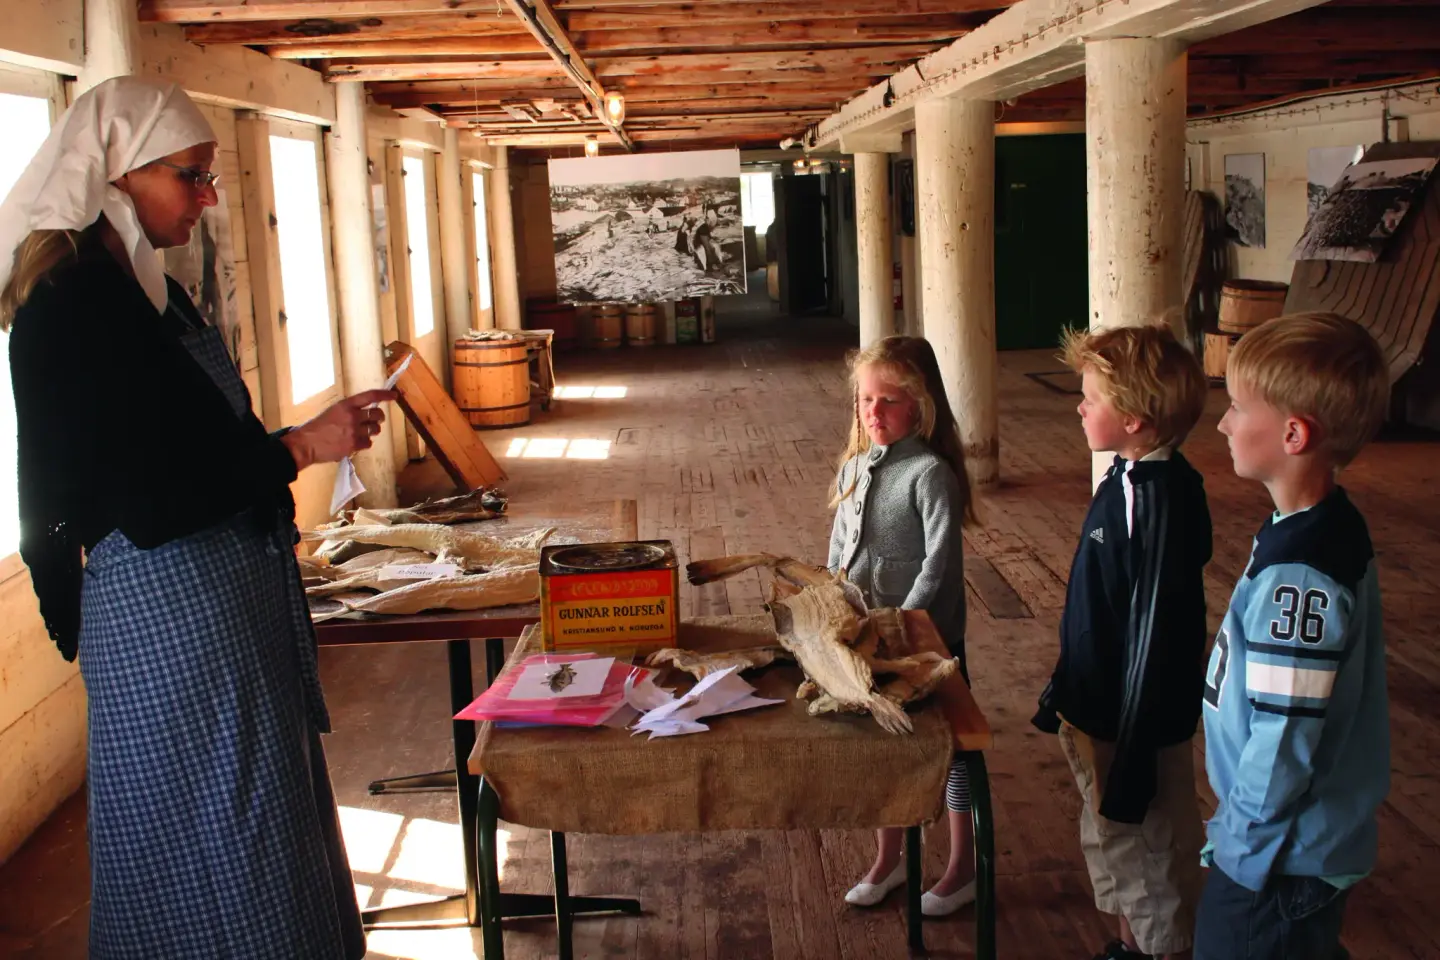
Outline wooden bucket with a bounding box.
[593,303,624,349]
[1218,280,1288,335]
[452,338,531,429]
[624,303,658,347]
[526,300,577,351]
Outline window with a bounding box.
[740,170,776,234]
[403,154,436,337]
[0,91,55,558]
[268,133,336,404]
[472,170,493,312]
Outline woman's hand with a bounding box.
[281,389,397,472]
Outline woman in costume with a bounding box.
[0,76,389,959]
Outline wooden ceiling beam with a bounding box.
[184,15,521,44]
[371,80,865,108]
[268,34,545,58]
[1188,51,1440,80]
[1194,8,1440,56]
[562,1,1008,31]
[188,12,983,46]
[499,0,634,150]
[140,0,499,21]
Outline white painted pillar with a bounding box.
[437,127,473,363]
[488,146,524,330]
[914,96,999,489]
[854,152,895,347]
[325,83,398,507]
[77,0,140,93]
[1086,37,1187,485]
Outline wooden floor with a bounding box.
[3,316,1439,960]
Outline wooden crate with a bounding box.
[385,340,507,491]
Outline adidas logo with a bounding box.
[1089,528,1105,544]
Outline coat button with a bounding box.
[851,529,859,542]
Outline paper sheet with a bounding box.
[629,666,783,738]
[328,355,410,517]
[329,456,366,517]
[508,656,614,700]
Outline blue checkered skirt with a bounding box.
[78,508,364,959]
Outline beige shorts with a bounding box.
[1058,722,1204,956]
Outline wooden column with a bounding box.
[1086,37,1187,484]
[325,83,398,507]
[438,127,473,357]
[854,152,894,347]
[488,146,524,330]
[77,0,139,92]
[915,96,999,488]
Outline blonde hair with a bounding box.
[1227,311,1388,466]
[1060,321,1207,448]
[0,228,92,331]
[830,335,977,527]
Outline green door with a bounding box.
[995,134,1089,351]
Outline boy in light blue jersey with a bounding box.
[1198,312,1391,960]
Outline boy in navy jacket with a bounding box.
[1198,313,1390,960]
[1035,322,1212,960]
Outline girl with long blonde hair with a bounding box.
[827,335,979,916]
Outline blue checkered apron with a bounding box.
[78,322,364,959]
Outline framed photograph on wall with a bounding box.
[894,158,916,237]
[1224,152,1266,248]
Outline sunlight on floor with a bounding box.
[337,807,405,874]
[554,384,628,399]
[389,817,467,889]
[365,927,482,960]
[505,438,613,460]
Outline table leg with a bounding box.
[362,637,479,928]
[905,825,924,953]
[478,777,506,959]
[485,636,506,685]
[552,832,573,960]
[965,751,996,960]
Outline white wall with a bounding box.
[1186,82,1440,283]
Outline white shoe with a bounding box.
[844,862,905,906]
[921,879,976,917]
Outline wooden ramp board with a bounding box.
[385,340,507,491]
[965,556,1034,620]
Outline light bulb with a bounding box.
[604,91,626,124]
[584,136,599,157]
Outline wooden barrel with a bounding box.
[593,303,623,349]
[525,299,577,351]
[624,303,658,347]
[452,338,531,429]
[1218,280,1288,335]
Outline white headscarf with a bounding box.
[0,76,216,313]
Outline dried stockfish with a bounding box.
[310,565,540,621]
[301,524,554,569]
[645,645,793,681]
[348,488,508,526]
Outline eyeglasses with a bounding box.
[154,161,220,190]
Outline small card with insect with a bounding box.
[507,656,614,699]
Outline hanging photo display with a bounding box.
[1306,145,1365,217]
[164,188,241,364]
[1224,152,1266,248]
[548,148,746,303]
[1290,156,1438,263]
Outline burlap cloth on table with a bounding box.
[470,615,953,835]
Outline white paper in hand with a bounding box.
[383,352,414,392]
[329,456,367,516]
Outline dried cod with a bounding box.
[302,523,553,569]
[310,565,539,621]
[683,553,958,734]
[645,645,793,681]
[346,488,508,526]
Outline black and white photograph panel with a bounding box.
[163,189,242,364]
[1224,152,1266,248]
[1307,145,1364,217]
[1290,156,1438,263]
[548,148,747,304]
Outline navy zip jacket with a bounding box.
[1034,451,1213,823]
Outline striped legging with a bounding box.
[946,756,971,812]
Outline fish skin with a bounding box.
[646,645,793,681]
[302,524,553,569]
[311,565,539,620]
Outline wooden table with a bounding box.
[313,499,636,930]
[467,609,996,960]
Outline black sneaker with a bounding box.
[1091,940,1152,960]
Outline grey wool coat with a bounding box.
[827,435,967,660]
